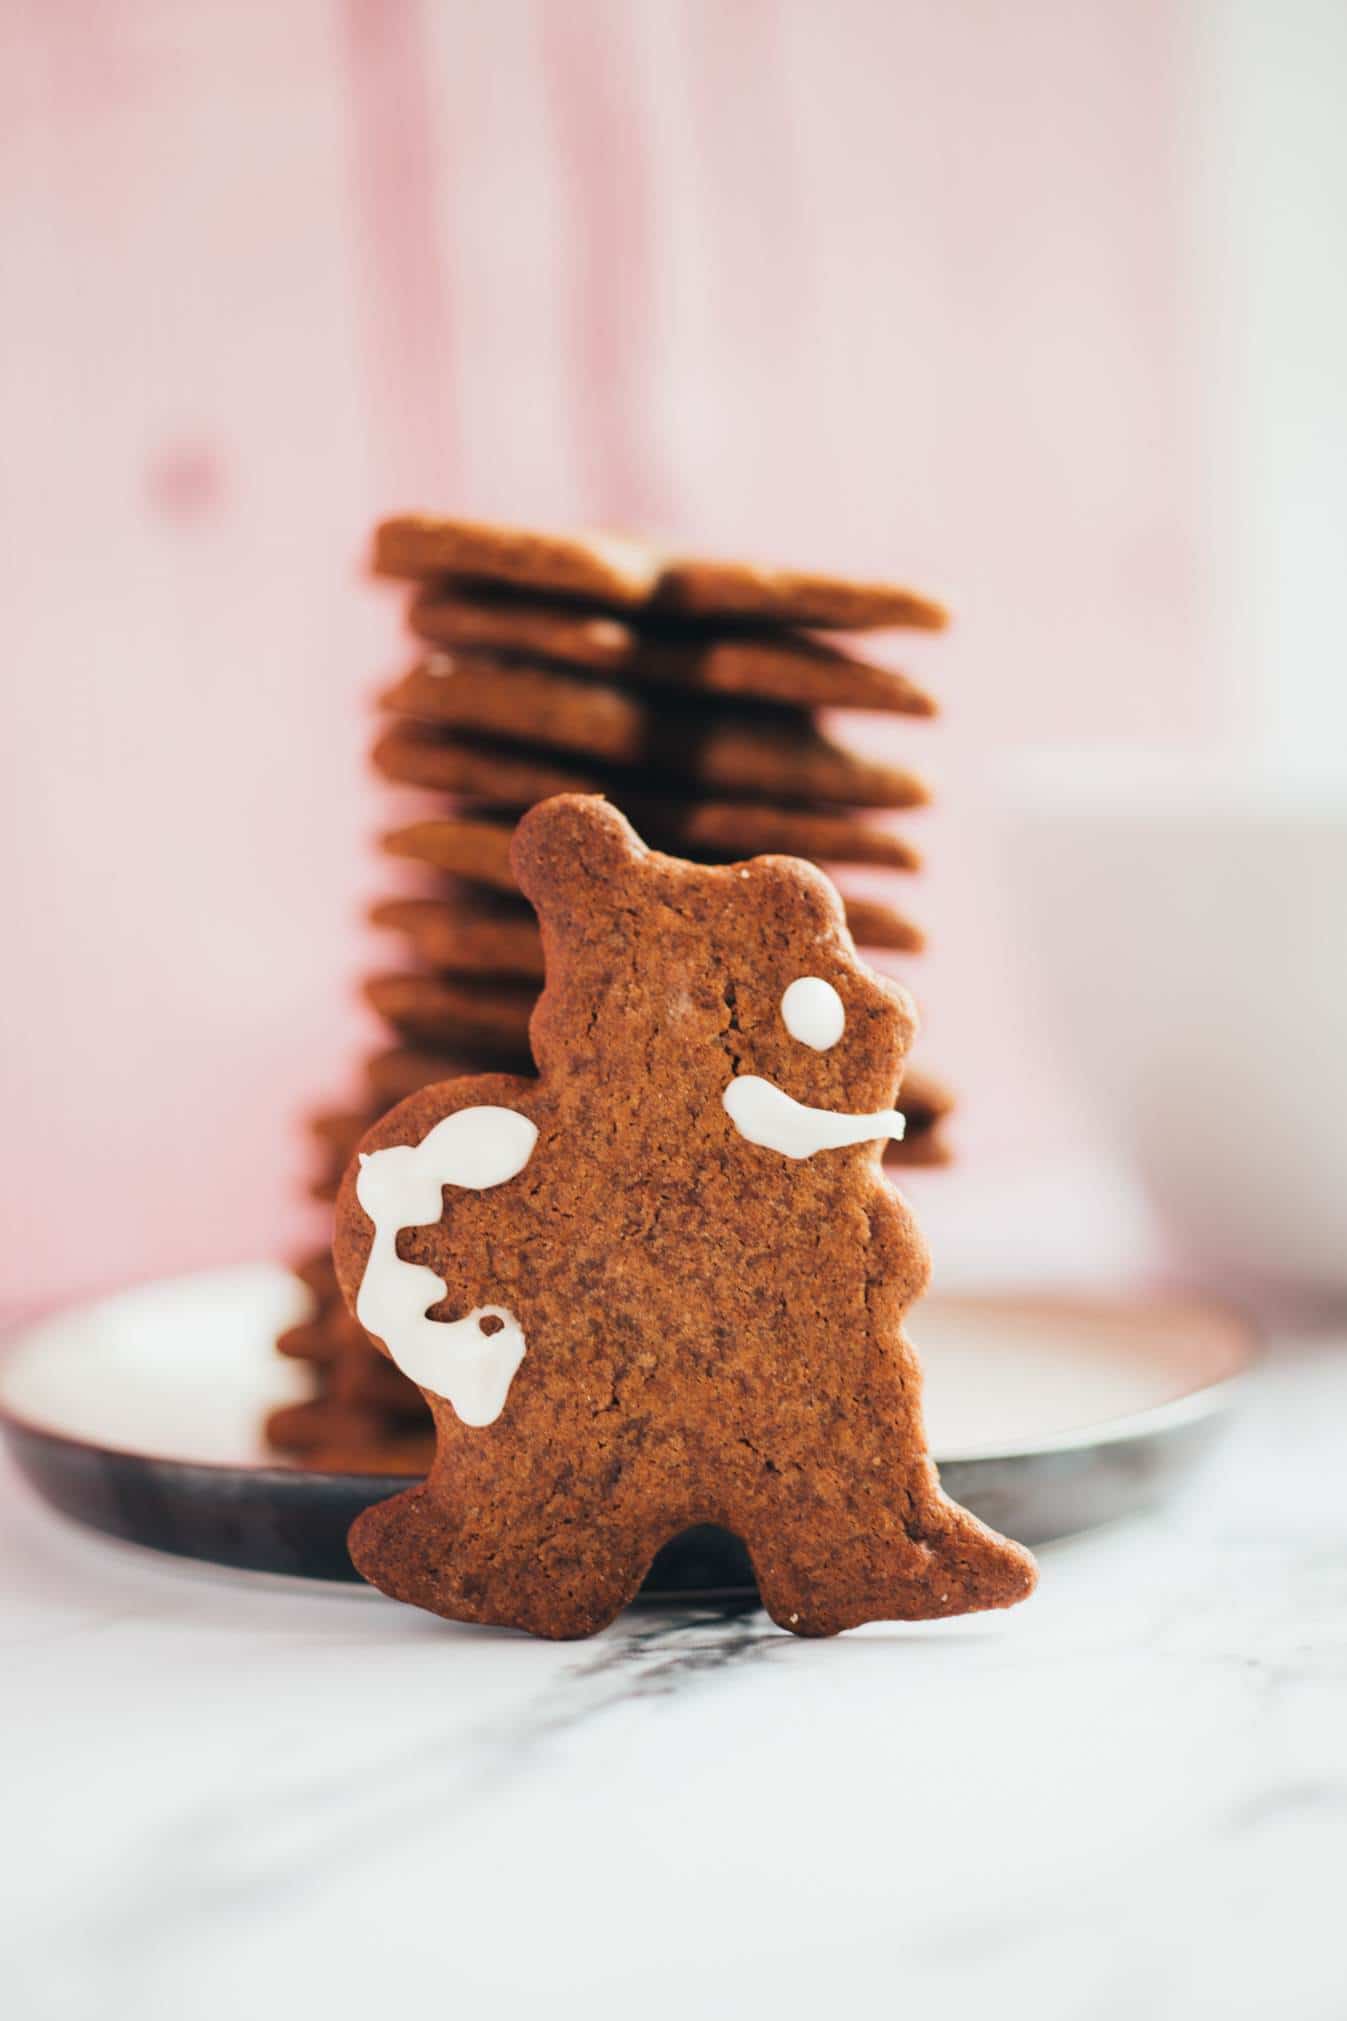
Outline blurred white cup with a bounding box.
[1007,756,1347,1302]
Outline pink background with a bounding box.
[2,1,1218,1302]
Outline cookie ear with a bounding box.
[746,852,852,949]
[511,794,645,922]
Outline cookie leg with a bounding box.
[349,1481,657,1639]
[743,1472,1037,1637]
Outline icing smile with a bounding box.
[722,1074,906,1161]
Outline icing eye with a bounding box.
[781,976,845,1051]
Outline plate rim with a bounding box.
[0,1262,1259,1483]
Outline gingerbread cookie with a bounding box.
[292,1247,339,1308]
[373,721,585,807]
[833,895,923,954]
[383,806,921,884]
[409,587,938,715]
[334,796,1033,1637]
[383,663,929,809]
[375,877,919,965]
[410,583,633,672]
[891,1065,955,1132]
[366,1043,533,1109]
[265,1397,432,1476]
[273,1272,430,1471]
[308,1108,369,1169]
[665,801,922,872]
[370,895,546,979]
[374,514,660,607]
[652,556,947,632]
[375,513,947,631]
[373,719,933,836]
[314,1070,946,1201]
[382,816,518,892]
[277,1313,346,1366]
[363,972,536,1053]
[886,1127,951,1169]
[649,629,937,714]
[279,1317,420,1409]
[373,1038,941,1164]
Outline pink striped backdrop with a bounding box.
[1,1,1210,1301]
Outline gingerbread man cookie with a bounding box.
[334,796,1035,1638]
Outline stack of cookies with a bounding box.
[267,515,956,1473]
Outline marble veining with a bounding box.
[0,1334,1344,2021]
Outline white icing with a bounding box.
[354,1106,537,1426]
[722,1075,906,1160]
[781,976,845,1050]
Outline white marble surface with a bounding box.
[2,1334,1345,2021]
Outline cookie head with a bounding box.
[512,795,916,1157]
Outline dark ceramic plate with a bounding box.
[0,1264,1255,1596]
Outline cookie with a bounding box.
[312,1107,948,1202]
[409,588,938,715]
[363,1042,941,1142]
[292,1247,339,1309]
[308,1158,366,1210]
[373,882,919,965]
[370,895,546,980]
[652,556,947,633]
[383,662,930,810]
[373,721,588,807]
[664,802,922,873]
[309,1105,417,1204]
[655,630,937,714]
[885,1127,951,1169]
[278,1316,422,1410]
[382,815,518,892]
[265,1398,433,1476]
[366,1043,534,1109]
[328,1352,424,1416]
[409,586,636,673]
[335,795,1034,1638]
[277,1314,347,1366]
[267,1396,376,1452]
[363,972,536,1053]
[312,1119,949,1201]
[376,513,947,631]
[306,1109,372,1203]
[383,805,921,883]
[893,1065,955,1131]
[837,896,923,955]
[374,514,660,607]
[308,1108,370,1170]
[313,1077,947,1199]
[335,1051,946,1193]
[373,719,933,828]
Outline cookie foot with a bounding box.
[750,1511,1036,1637]
[349,1486,653,1639]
